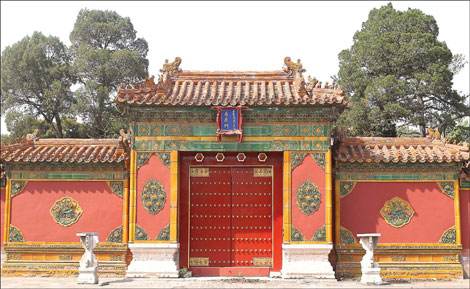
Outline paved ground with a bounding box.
[1,277,469,289]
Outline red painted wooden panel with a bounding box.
[136,154,171,239]
[292,154,326,240]
[341,182,454,243]
[231,167,273,267]
[189,167,232,267]
[9,181,122,242]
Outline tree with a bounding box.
[70,9,149,137]
[1,32,75,138]
[337,3,469,137]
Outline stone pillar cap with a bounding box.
[357,233,381,237]
[76,232,98,236]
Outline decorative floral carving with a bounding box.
[296,181,321,215]
[156,224,170,240]
[50,197,83,227]
[109,181,124,198]
[312,225,326,241]
[10,180,27,197]
[135,225,148,240]
[340,227,356,244]
[142,180,166,215]
[107,226,123,243]
[380,197,415,228]
[310,153,325,169]
[438,182,454,199]
[157,152,171,167]
[291,227,304,241]
[9,225,24,242]
[339,181,356,198]
[439,226,456,244]
[137,152,153,170]
[291,153,307,171]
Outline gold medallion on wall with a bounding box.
[380,197,414,228]
[50,197,83,227]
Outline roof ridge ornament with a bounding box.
[160,57,182,81]
[283,57,305,77]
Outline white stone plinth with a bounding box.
[77,232,99,284]
[462,255,469,279]
[126,243,179,278]
[357,233,384,285]
[281,243,335,279]
[1,247,5,267]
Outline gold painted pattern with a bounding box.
[190,168,209,177]
[254,168,272,177]
[252,257,272,266]
[189,257,209,266]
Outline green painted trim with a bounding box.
[461,181,470,189]
[10,170,127,181]
[336,173,458,181]
[127,106,342,123]
[134,139,331,152]
[134,123,333,137]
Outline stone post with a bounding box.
[357,233,383,285]
[77,232,99,284]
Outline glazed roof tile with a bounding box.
[1,138,128,165]
[336,137,469,164]
[116,57,346,107]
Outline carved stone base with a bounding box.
[360,267,383,284]
[126,243,179,278]
[280,244,335,279]
[77,266,98,284]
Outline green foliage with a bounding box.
[70,9,148,137]
[1,32,75,138]
[337,3,469,137]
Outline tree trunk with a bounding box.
[54,113,64,138]
[417,95,427,136]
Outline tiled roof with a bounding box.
[336,137,469,164]
[1,138,128,165]
[116,57,346,107]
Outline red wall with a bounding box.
[135,154,170,239]
[461,189,470,255]
[1,187,5,246]
[340,182,455,243]
[292,154,325,240]
[9,181,122,242]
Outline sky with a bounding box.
[1,1,469,135]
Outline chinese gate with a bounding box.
[179,152,283,276]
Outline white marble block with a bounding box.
[77,232,99,284]
[357,233,384,285]
[281,243,335,279]
[126,243,179,278]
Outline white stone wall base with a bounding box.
[126,243,179,278]
[77,267,98,284]
[462,256,469,279]
[1,247,5,268]
[280,244,336,279]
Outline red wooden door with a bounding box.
[189,167,232,267]
[231,167,273,267]
[179,152,283,276]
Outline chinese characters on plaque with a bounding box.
[215,106,243,142]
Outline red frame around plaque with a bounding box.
[214,106,244,142]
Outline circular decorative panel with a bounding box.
[296,181,321,215]
[50,197,83,227]
[380,197,414,228]
[142,180,166,215]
